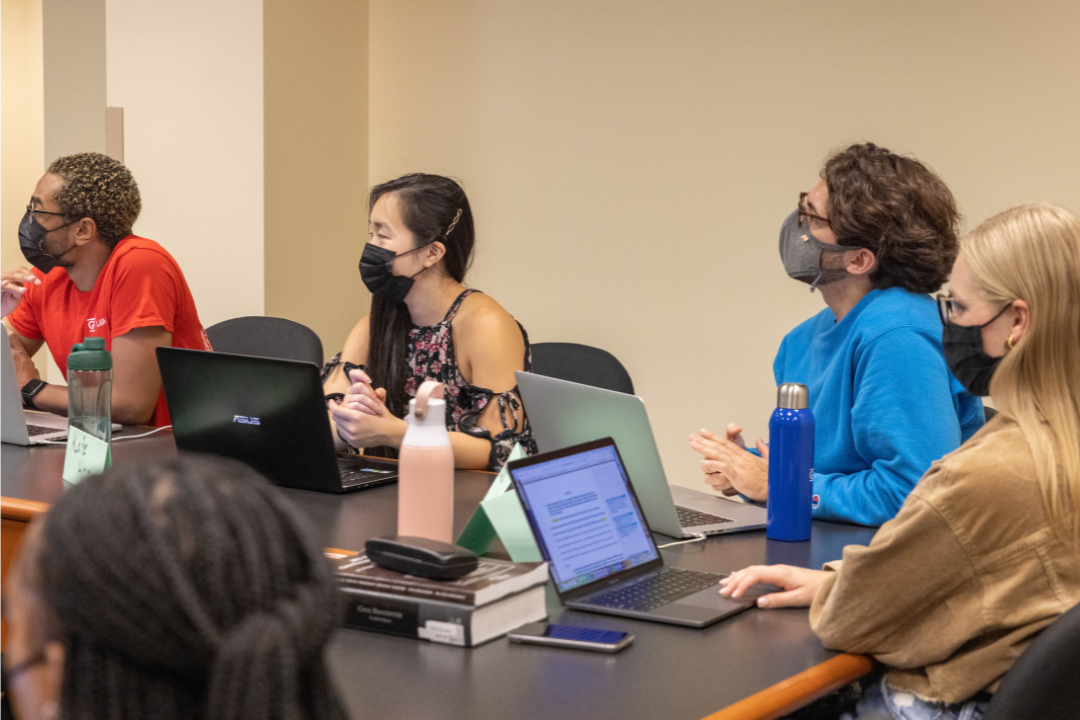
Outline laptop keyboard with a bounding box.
[27,424,62,437]
[677,505,734,528]
[339,467,396,489]
[587,567,723,612]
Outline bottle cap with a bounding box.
[68,336,112,371]
[776,382,809,410]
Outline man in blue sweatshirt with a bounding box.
[691,143,984,526]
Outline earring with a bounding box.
[1005,334,1015,351]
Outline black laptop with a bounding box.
[508,438,767,627]
[157,347,398,493]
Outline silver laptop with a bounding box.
[508,438,763,627]
[516,372,767,539]
[2,325,69,444]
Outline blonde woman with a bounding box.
[719,203,1080,719]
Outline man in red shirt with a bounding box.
[1,152,210,426]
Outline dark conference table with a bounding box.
[1,430,877,720]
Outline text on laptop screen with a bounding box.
[513,445,659,593]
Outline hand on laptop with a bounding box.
[719,564,829,608]
[690,427,769,502]
[1,267,40,319]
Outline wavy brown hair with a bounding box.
[823,143,960,294]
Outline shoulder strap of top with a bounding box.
[444,289,481,322]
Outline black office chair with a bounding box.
[204,316,324,367]
[983,601,1080,720]
[530,342,634,395]
[984,406,999,422]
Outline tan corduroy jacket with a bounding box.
[809,415,1080,704]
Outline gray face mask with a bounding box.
[778,210,851,292]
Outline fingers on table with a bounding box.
[719,565,791,598]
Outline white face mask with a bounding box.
[777,210,850,292]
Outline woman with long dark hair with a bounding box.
[1,455,347,720]
[323,173,535,470]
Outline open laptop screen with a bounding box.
[511,441,660,594]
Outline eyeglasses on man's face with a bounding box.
[798,192,831,229]
[25,204,70,225]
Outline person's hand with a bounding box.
[1,267,40,319]
[719,564,830,609]
[726,422,746,449]
[9,332,40,386]
[328,371,404,448]
[342,368,388,417]
[690,427,770,501]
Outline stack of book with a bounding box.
[333,551,549,647]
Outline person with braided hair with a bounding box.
[1,455,348,720]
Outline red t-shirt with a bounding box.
[8,235,211,426]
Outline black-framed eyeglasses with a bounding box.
[936,293,1012,327]
[25,204,70,224]
[798,192,831,229]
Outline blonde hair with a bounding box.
[962,202,1080,543]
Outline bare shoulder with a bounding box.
[454,292,523,345]
[341,313,371,365]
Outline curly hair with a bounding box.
[823,143,960,294]
[48,152,141,248]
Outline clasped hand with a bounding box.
[689,423,769,502]
[327,369,405,448]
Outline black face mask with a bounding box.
[358,242,430,304]
[942,304,1011,397]
[19,211,77,274]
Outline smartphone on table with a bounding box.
[508,622,634,653]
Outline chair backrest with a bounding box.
[983,601,1080,720]
[204,316,324,367]
[530,342,634,395]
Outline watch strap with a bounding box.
[21,378,47,410]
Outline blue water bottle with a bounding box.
[766,383,814,541]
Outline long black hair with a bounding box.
[29,455,347,720]
[367,173,475,418]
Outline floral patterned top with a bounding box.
[322,289,537,471]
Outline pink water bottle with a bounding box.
[397,381,454,542]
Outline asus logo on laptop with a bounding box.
[232,415,261,426]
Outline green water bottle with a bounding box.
[67,337,113,445]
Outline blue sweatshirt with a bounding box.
[773,287,984,526]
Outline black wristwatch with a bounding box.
[21,378,48,410]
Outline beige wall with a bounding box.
[42,0,106,163]
[368,0,1080,488]
[264,0,369,361]
[105,0,265,329]
[1,0,47,376]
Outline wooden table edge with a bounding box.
[1,496,51,522]
[700,653,875,720]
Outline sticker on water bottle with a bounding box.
[811,494,820,510]
[63,426,111,484]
